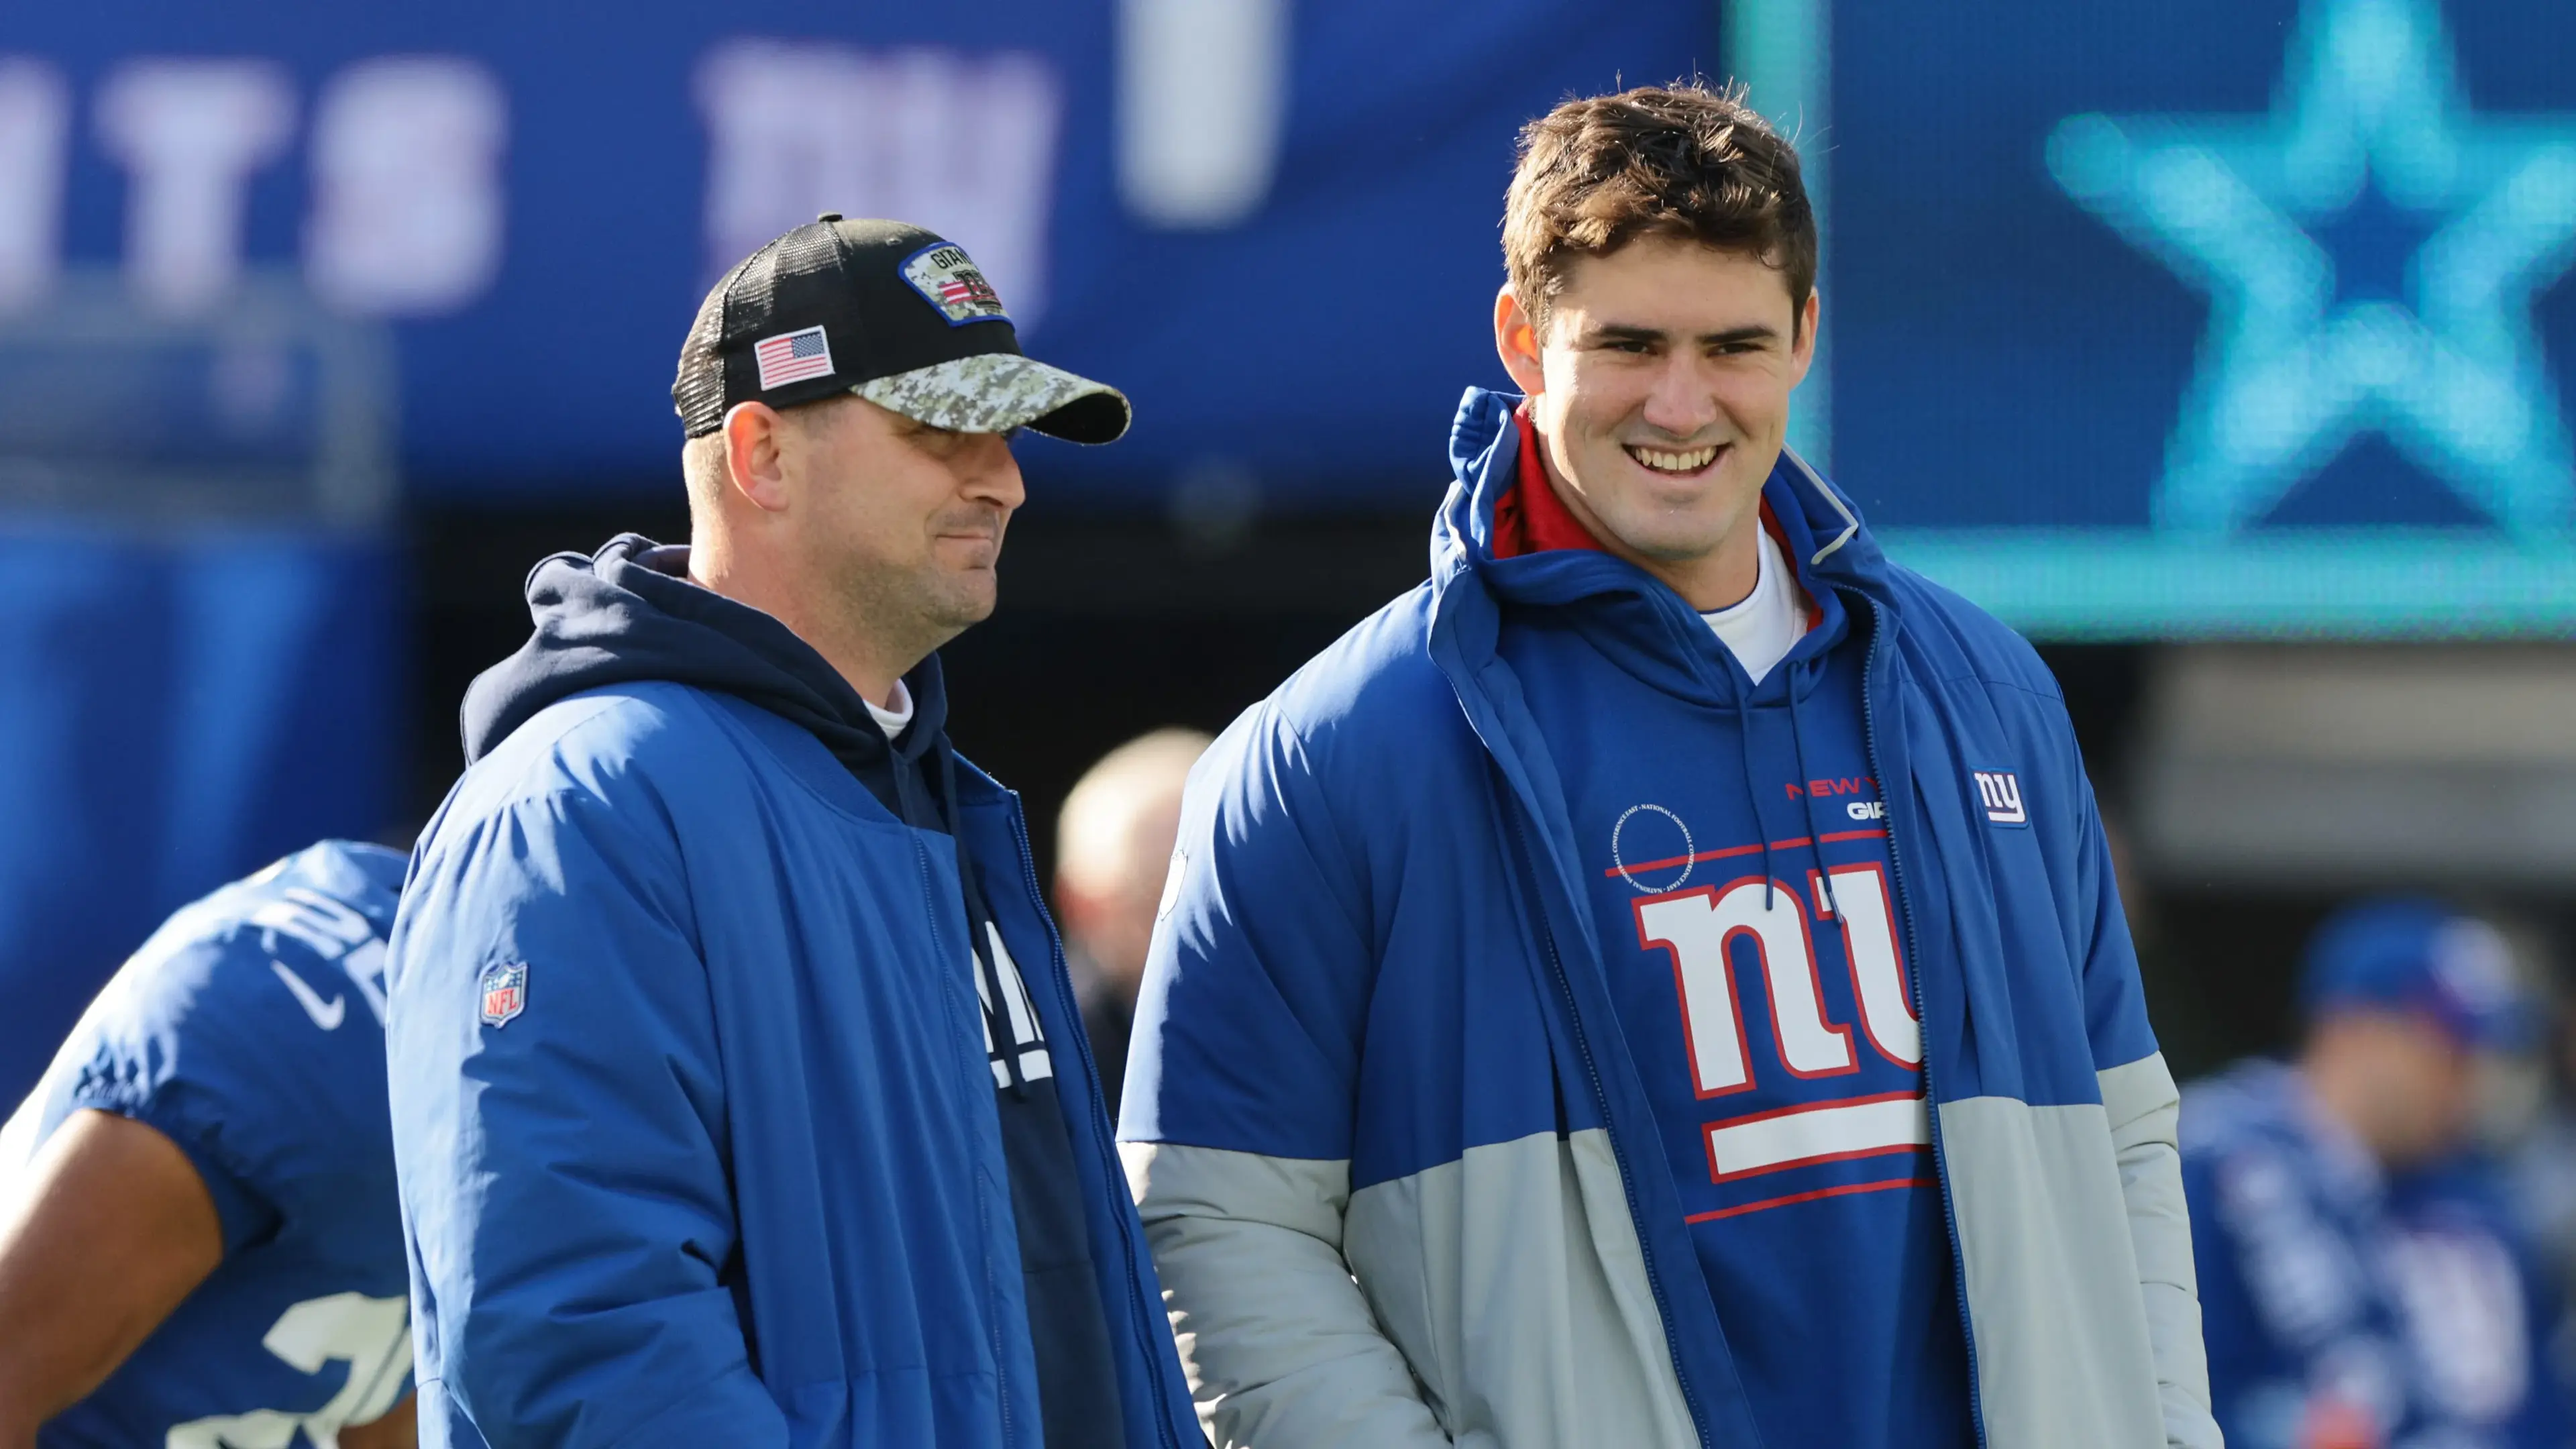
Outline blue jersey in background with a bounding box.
[2185,1060,2568,1449]
[2,840,413,1449]
[2381,1159,2567,1449]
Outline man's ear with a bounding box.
[720,402,793,514]
[1493,286,1548,396]
[1788,288,1821,390]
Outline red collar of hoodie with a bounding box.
[1488,409,1821,631]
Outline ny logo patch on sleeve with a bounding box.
[1971,769,2029,827]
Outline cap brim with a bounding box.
[852,354,1130,445]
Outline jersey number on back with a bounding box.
[164,1292,410,1448]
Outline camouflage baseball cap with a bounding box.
[673,216,1128,445]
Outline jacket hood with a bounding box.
[1429,387,1884,706]
[460,533,947,780]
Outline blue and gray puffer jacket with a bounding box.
[1118,388,2220,1448]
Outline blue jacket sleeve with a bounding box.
[2065,755,2159,1073]
[387,780,788,1449]
[1118,703,1460,1443]
[1120,701,1377,1160]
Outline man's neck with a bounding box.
[688,535,920,710]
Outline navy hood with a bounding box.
[460,533,947,818]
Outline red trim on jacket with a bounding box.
[1490,411,1603,559]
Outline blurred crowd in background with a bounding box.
[6,0,2576,1445]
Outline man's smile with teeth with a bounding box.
[1625,442,1722,474]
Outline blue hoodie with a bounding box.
[387,537,1199,1448]
[1474,410,1974,1446]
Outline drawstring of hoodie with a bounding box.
[1734,710,1778,907]
[939,745,1030,1099]
[1785,669,1843,923]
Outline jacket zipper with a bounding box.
[1000,797,1187,1449]
[910,834,1018,1448]
[1855,596,1990,1449]
[1499,798,1720,1449]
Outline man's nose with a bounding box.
[960,433,1028,510]
[1638,354,1721,438]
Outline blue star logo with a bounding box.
[2048,0,2576,537]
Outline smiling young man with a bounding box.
[1119,85,2219,1448]
[386,217,1200,1448]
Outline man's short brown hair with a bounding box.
[1503,83,1817,336]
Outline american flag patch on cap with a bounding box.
[754,325,835,390]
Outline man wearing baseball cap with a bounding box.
[2184,900,2565,1449]
[386,217,1201,1448]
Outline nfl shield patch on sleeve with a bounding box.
[479,961,528,1027]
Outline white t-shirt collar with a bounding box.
[1699,525,1805,686]
[865,678,915,739]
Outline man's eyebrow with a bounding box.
[1699,324,1782,346]
[1580,322,1783,346]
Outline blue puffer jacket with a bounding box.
[1119,388,2218,1448]
[386,540,1200,1448]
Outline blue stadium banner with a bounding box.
[1743,0,2576,636]
[0,525,397,1105]
[13,0,2574,635]
[0,1,1716,506]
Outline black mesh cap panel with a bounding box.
[673,251,757,439]
[673,217,1081,440]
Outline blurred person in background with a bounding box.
[0,841,415,1448]
[2505,995,2576,1334]
[2185,898,2565,1449]
[386,217,1199,1448]
[1055,728,1210,1118]
[1120,83,2213,1449]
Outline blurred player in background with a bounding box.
[1122,83,2212,1448]
[2501,976,2576,1325]
[2186,899,2567,1449]
[1054,727,1209,1118]
[0,841,413,1448]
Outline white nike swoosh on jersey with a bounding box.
[270,960,347,1030]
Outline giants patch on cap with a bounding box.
[755,325,835,390]
[900,242,1009,327]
